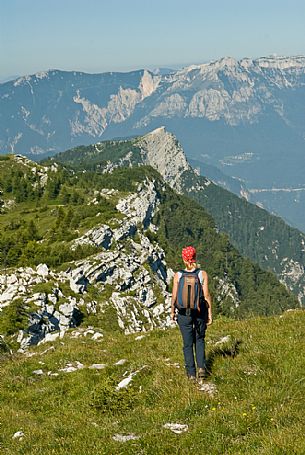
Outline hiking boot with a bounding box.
[188,375,197,382]
[197,367,207,384]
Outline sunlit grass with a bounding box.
[1,310,304,454]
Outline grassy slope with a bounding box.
[1,311,304,455]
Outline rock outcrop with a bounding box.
[0,177,174,348]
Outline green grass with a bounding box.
[1,311,304,454]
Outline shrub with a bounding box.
[0,299,29,336]
[91,376,137,414]
[0,336,11,361]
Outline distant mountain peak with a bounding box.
[139,69,160,99]
[138,127,192,192]
[253,55,305,69]
[212,56,238,68]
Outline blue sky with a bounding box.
[1,0,305,79]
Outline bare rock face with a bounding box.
[116,179,160,227]
[71,225,113,250]
[280,258,305,304]
[135,56,305,127]
[215,277,240,313]
[70,70,161,138]
[138,127,192,194]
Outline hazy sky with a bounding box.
[1,0,305,79]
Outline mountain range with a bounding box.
[1,55,305,230]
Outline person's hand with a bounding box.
[207,313,213,326]
[171,311,176,322]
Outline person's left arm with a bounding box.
[171,273,179,321]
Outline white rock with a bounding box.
[23,351,36,357]
[59,302,74,317]
[61,367,78,373]
[164,361,180,369]
[69,279,83,294]
[116,366,145,390]
[46,304,54,314]
[0,288,17,303]
[116,180,160,228]
[163,423,188,434]
[116,373,136,390]
[88,364,106,369]
[48,294,57,305]
[47,371,59,377]
[112,433,140,442]
[114,359,127,365]
[39,332,60,344]
[86,300,97,314]
[198,382,217,396]
[12,431,24,440]
[215,335,231,345]
[7,274,18,285]
[72,225,113,250]
[59,361,84,373]
[32,369,44,375]
[83,329,95,336]
[92,332,103,340]
[36,263,49,277]
[113,221,137,242]
[17,330,24,343]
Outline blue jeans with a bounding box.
[177,311,206,377]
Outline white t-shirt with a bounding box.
[177,270,204,284]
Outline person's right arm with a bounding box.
[202,271,212,326]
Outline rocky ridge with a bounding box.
[55,127,305,306]
[0,176,175,348]
[136,56,305,127]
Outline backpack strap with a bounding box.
[179,268,200,276]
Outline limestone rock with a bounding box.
[71,225,113,250]
[138,127,192,194]
[112,434,140,442]
[36,264,49,277]
[163,423,189,434]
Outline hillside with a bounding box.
[1,56,305,229]
[0,153,297,352]
[1,310,305,454]
[52,128,305,306]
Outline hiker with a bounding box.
[171,246,212,382]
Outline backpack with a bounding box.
[175,269,203,314]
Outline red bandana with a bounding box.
[182,246,197,263]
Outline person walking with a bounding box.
[171,246,212,382]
